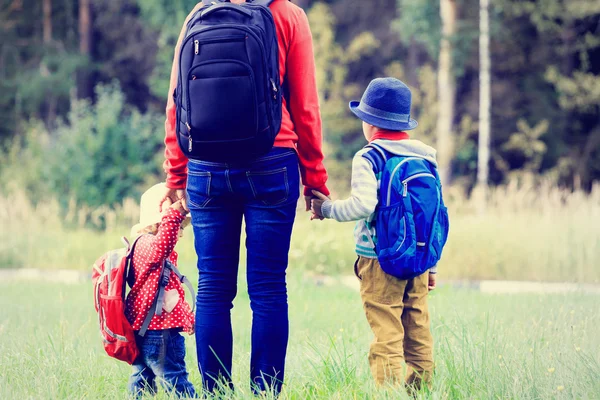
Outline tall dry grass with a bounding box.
[1,182,599,283]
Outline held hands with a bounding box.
[310,190,330,220]
[160,188,189,213]
[170,199,189,216]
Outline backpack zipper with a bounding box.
[402,173,436,197]
[270,78,278,99]
[385,157,422,206]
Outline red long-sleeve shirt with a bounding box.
[163,0,329,196]
[125,209,194,333]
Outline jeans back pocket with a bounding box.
[246,167,289,206]
[187,171,212,208]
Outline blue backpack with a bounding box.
[363,143,450,280]
[175,0,283,162]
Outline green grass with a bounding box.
[1,271,598,399]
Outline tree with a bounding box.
[437,0,457,185]
[77,0,93,100]
[43,0,52,44]
[476,0,491,204]
[138,0,198,100]
[308,5,380,148]
[92,0,158,111]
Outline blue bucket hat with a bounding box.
[349,77,418,131]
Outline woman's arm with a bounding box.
[285,9,329,197]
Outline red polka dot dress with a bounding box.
[125,208,194,334]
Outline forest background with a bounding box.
[1,0,599,205]
[0,0,599,280]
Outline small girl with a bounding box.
[125,183,196,398]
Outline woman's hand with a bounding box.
[310,190,330,220]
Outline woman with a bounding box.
[160,0,329,394]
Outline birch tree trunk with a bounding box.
[477,0,491,194]
[437,0,457,186]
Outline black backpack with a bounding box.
[175,0,283,162]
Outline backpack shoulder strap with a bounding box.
[123,235,145,288]
[165,261,197,313]
[186,1,215,31]
[138,260,170,337]
[252,0,275,6]
[362,143,389,175]
[125,235,144,258]
[252,0,290,6]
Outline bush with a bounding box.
[1,84,164,210]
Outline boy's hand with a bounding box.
[310,190,330,220]
[170,200,188,216]
[428,272,436,291]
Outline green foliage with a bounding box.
[138,0,199,99]
[0,84,164,210]
[93,0,160,110]
[502,119,548,173]
[395,0,478,77]
[546,68,600,113]
[394,0,441,58]
[1,0,600,194]
[0,0,82,138]
[308,2,380,185]
[308,3,382,188]
[50,85,164,208]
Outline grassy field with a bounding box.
[1,184,599,398]
[0,271,599,399]
[2,184,600,283]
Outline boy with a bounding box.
[311,78,438,390]
[126,183,196,398]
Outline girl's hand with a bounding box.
[170,200,188,216]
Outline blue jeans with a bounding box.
[128,329,196,398]
[186,148,300,394]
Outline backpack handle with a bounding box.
[201,3,252,19]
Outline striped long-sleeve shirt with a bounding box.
[321,137,439,267]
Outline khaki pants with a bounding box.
[355,256,434,388]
